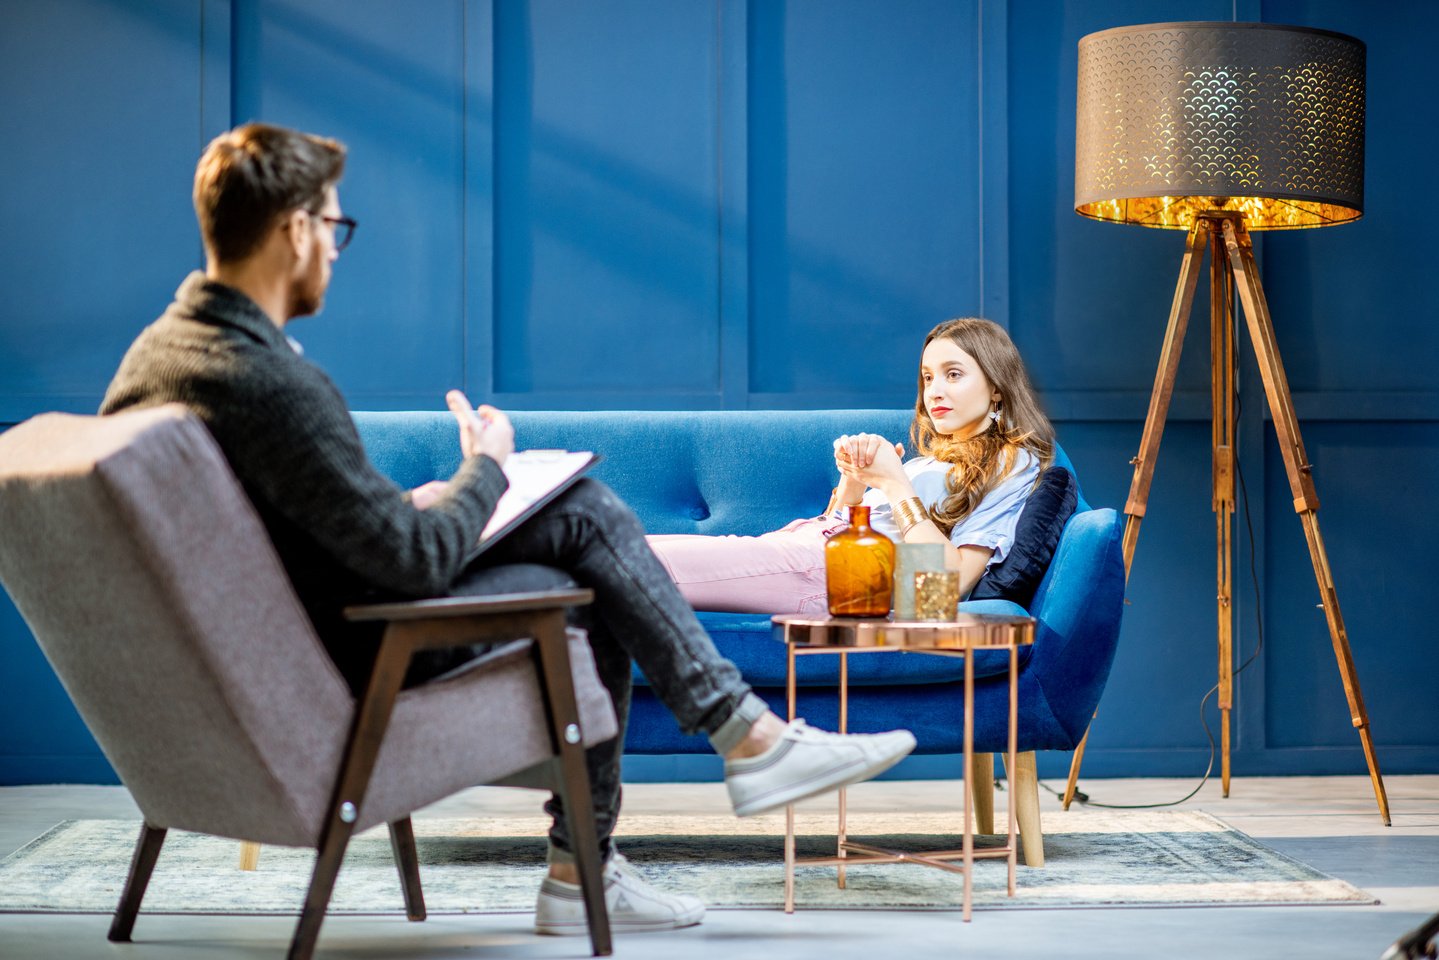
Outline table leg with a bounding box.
[838,650,848,890]
[785,639,796,913]
[785,805,795,914]
[962,649,974,922]
[1008,645,1018,896]
[769,616,1033,923]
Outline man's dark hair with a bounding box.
[193,123,347,263]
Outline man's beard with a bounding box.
[290,262,328,319]
[294,287,325,317]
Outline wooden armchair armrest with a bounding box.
[342,589,595,655]
[344,588,594,623]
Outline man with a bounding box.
[101,123,915,935]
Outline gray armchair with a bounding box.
[0,405,619,959]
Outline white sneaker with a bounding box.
[725,719,917,817]
[534,850,705,936]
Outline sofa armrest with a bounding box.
[1024,509,1126,744]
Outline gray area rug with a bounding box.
[0,810,1373,914]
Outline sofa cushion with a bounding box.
[354,410,916,537]
[968,466,1078,608]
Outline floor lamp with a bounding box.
[1063,21,1390,825]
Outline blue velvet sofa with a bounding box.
[354,410,1126,766]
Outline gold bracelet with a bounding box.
[898,496,927,525]
[891,496,928,537]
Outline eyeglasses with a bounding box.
[318,214,358,252]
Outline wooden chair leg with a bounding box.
[533,613,613,958]
[108,822,167,942]
[390,818,427,921]
[289,625,414,960]
[289,813,359,960]
[239,840,261,871]
[969,752,995,835]
[1008,751,1045,867]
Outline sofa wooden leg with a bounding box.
[1009,751,1045,867]
[969,752,995,835]
[238,840,261,871]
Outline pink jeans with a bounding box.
[645,518,840,617]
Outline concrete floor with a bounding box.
[0,775,1434,959]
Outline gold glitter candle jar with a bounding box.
[913,570,960,621]
[892,543,946,620]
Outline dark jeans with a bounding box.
[409,478,757,857]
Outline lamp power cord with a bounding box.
[1039,388,1265,810]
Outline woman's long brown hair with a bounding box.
[908,318,1054,537]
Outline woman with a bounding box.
[647,317,1055,615]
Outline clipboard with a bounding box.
[470,449,600,556]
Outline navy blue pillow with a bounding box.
[967,466,1079,609]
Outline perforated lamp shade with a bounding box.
[1075,21,1365,230]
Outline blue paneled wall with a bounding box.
[2,0,1436,784]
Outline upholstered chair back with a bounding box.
[0,406,353,843]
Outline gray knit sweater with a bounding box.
[101,272,508,689]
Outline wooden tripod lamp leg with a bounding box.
[1062,219,1211,808]
[1210,227,1237,798]
[1220,218,1391,826]
[1121,219,1212,574]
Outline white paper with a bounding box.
[479,449,596,544]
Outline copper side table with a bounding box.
[772,612,1035,921]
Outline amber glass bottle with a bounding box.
[824,505,895,617]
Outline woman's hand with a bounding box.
[833,434,907,497]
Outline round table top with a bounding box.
[772,612,1035,650]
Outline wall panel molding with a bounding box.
[717,0,749,406]
[980,0,1009,327]
[464,0,495,401]
[1,0,1436,784]
[200,0,232,145]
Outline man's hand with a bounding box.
[410,480,450,510]
[446,390,514,466]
